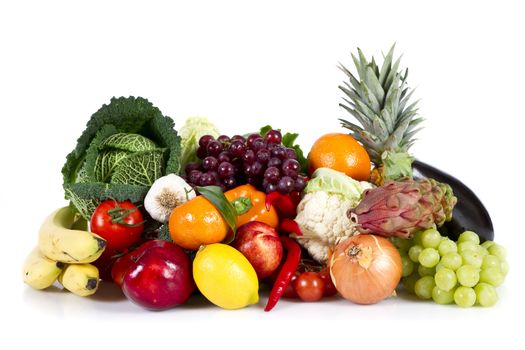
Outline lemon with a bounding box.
[193,243,259,309]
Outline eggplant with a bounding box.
[412,160,494,242]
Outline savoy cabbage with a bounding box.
[62,96,181,220]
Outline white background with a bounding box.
[2,0,524,349]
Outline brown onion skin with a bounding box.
[329,234,402,305]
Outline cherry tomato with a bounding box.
[91,200,144,252]
[282,272,300,299]
[293,272,325,302]
[319,269,338,297]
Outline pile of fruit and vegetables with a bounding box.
[23,46,508,310]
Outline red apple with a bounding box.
[232,221,283,278]
[111,239,172,286]
[120,242,195,310]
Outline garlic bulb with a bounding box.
[144,174,196,223]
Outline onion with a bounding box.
[329,234,402,304]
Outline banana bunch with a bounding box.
[23,207,106,297]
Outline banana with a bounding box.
[23,247,64,290]
[58,264,100,297]
[38,207,106,264]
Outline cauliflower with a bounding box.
[294,191,359,263]
[293,168,374,263]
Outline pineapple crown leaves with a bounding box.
[338,44,424,163]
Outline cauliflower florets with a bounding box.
[294,191,359,263]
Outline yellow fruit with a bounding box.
[193,244,259,310]
[38,207,106,263]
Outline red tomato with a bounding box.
[293,272,325,302]
[90,200,144,252]
[282,272,300,299]
[319,269,338,297]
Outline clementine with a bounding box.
[307,133,371,180]
[168,196,229,250]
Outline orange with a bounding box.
[168,196,229,250]
[308,133,371,180]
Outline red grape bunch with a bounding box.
[184,130,307,194]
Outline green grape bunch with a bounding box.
[391,229,508,307]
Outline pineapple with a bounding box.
[338,45,423,184]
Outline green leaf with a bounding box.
[379,44,396,86]
[339,102,372,130]
[196,186,237,243]
[351,53,365,81]
[110,150,165,186]
[370,57,379,76]
[94,150,128,182]
[364,66,385,105]
[399,88,415,112]
[372,116,389,141]
[380,108,394,134]
[100,133,158,152]
[259,125,272,137]
[157,225,173,242]
[82,124,119,182]
[381,151,414,181]
[281,132,298,147]
[354,97,379,122]
[385,118,410,151]
[338,63,365,97]
[384,56,403,93]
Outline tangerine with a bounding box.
[307,133,371,180]
[168,196,229,250]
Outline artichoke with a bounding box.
[349,178,457,238]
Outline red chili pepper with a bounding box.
[264,236,302,312]
[279,218,303,236]
[288,191,302,207]
[265,192,298,218]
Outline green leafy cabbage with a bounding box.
[62,96,181,220]
[179,116,220,169]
